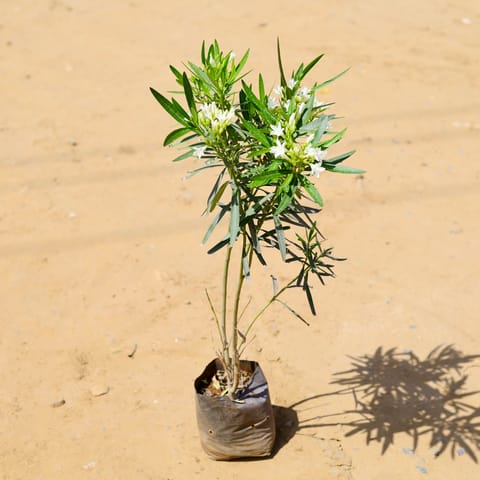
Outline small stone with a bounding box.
[51,398,66,408]
[416,466,428,474]
[82,461,96,470]
[90,385,109,397]
[127,344,137,358]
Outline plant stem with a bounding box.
[221,245,233,379]
[229,234,248,397]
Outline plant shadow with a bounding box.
[283,345,480,462]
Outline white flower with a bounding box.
[273,85,283,96]
[270,140,287,159]
[298,86,310,100]
[199,102,217,120]
[270,123,284,137]
[305,146,327,162]
[298,102,306,114]
[217,107,235,124]
[288,78,297,89]
[267,96,279,109]
[283,99,291,111]
[310,162,326,178]
[193,145,207,159]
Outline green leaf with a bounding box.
[301,177,324,207]
[185,161,223,176]
[244,191,275,217]
[163,127,192,146]
[202,208,227,244]
[241,81,276,124]
[150,87,189,127]
[182,72,197,121]
[234,49,250,77]
[258,73,265,100]
[249,171,284,188]
[303,273,317,315]
[277,38,287,88]
[187,61,218,94]
[273,215,287,261]
[172,149,193,162]
[325,149,356,165]
[316,67,350,90]
[169,65,183,84]
[320,128,346,148]
[275,173,296,215]
[229,186,240,246]
[208,180,229,213]
[300,54,324,81]
[242,119,270,147]
[326,165,366,174]
[276,299,310,326]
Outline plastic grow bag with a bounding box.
[194,358,276,460]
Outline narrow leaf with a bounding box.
[163,127,192,146]
[229,186,240,246]
[273,215,287,261]
[301,54,325,80]
[202,208,227,244]
[277,38,287,88]
[182,72,197,121]
[276,299,310,326]
[209,180,229,213]
[271,275,279,296]
[326,165,366,174]
[302,177,324,207]
[173,149,193,162]
[316,67,350,90]
[150,88,189,127]
[325,149,356,165]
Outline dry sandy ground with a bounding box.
[1,1,480,479]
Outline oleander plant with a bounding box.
[150,40,364,400]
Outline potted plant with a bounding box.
[150,40,364,460]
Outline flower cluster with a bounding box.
[198,102,235,138]
[267,79,328,177]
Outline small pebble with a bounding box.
[82,461,96,470]
[51,399,66,408]
[68,211,77,219]
[461,17,471,25]
[457,447,465,456]
[90,385,109,397]
[402,447,414,455]
[416,466,428,474]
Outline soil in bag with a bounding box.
[194,358,276,460]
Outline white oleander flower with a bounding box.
[267,96,279,109]
[305,145,327,163]
[193,145,207,159]
[216,107,235,124]
[283,99,291,111]
[288,78,297,89]
[270,140,287,159]
[270,123,284,137]
[310,161,326,178]
[298,86,310,101]
[273,85,283,96]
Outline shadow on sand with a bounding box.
[274,345,480,462]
